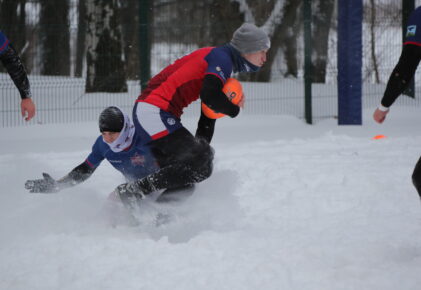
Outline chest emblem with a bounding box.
[407,25,417,37]
[130,152,145,166]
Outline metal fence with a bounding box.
[1,0,421,127]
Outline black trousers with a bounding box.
[136,127,214,194]
[412,156,421,199]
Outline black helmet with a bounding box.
[99,106,124,132]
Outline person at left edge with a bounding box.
[0,31,35,121]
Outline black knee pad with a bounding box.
[189,141,214,174]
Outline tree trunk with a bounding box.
[282,4,301,78]
[121,0,140,80]
[252,0,302,82]
[311,0,334,83]
[85,0,127,93]
[39,0,70,76]
[369,0,380,83]
[207,0,244,47]
[75,0,87,78]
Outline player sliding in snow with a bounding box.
[25,23,270,211]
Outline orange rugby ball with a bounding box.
[201,78,243,119]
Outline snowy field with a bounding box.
[1,106,421,290]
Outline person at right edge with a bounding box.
[373,6,421,198]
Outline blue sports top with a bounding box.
[405,6,421,46]
[85,133,159,182]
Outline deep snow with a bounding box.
[1,106,421,290]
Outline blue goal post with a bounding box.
[337,0,363,125]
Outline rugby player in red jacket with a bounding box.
[113,23,271,207]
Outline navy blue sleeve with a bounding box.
[86,136,107,168]
[381,44,421,107]
[204,47,233,83]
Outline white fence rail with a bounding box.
[1,74,421,127]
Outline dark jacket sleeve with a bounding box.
[200,74,240,118]
[57,162,96,189]
[195,110,216,143]
[381,44,421,107]
[0,44,32,99]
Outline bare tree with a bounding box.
[252,0,302,82]
[311,0,335,83]
[85,0,127,92]
[368,0,380,83]
[121,0,140,80]
[207,0,244,47]
[282,2,301,78]
[75,0,87,78]
[39,0,70,76]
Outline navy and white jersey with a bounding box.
[405,6,421,46]
[0,31,10,55]
[85,133,159,182]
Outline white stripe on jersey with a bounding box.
[136,102,168,136]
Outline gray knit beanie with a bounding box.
[230,23,271,54]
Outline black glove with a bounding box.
[115,182,145,209]
[25,173,60,193]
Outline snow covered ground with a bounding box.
[1,106,421,290]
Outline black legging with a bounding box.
[135,127,214,194]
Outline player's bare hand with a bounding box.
[373,108,388,124]
[21,98,36,121]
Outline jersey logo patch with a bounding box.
[216,66,225,80]
[167,118,176,126]
[130,153,145,166]
[407,25,417,37]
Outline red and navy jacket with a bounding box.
[136,44,259,143]
[136,44,259,117]
[381,6,421,107]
